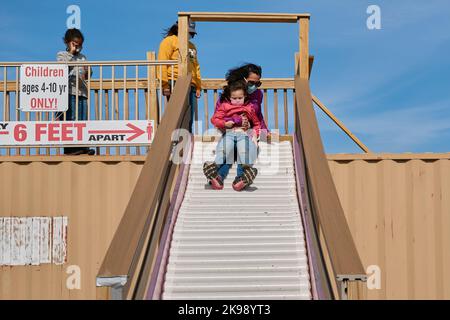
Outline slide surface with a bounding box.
[161,140,311,300]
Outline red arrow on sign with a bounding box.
[88,123,146,141]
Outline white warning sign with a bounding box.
[0,120,154,146]
[20,64,69,112]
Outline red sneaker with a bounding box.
[232,166,258,191]
[203,161,223,190]
[210,176,224,190]
[232,177,246,191]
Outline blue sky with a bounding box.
[1,0,450,153]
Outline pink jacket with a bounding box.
[211,101,261,136]
[214,89,268,132]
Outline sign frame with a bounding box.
[0,120,154,147]
[19,64,69,112]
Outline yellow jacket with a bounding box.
[157,35,202,91]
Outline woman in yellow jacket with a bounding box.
[158,20,201,132]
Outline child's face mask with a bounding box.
[230,90,245,106]
[230,98,244,106]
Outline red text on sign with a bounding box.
[14,124,27,141]
[35,123,86,142]
[30,98,58,110]
[25,66,64,77]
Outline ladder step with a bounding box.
[165,265,309,276]
[172,228,303,237]
[171,235,305,244]
[177,218,300,224]
[166,257,306,268]
[164,274,309,285]
[176,222,300,229]
[163,283,310,293]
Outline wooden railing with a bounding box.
[0,60,176,156]
[294,65,367,299]
[197,78,296,136]
[96,75,192,299]
[199,78,370,153]
[1,62,369,156]
[0,64,297,156]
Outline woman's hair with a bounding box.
[163,24,178,37]
[63,28,84,44]
[220,80,249,103]
[225,63,262,84]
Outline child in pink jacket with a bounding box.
[203,81,259,191]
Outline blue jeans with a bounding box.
[56,95,88,153]
[215,131,257,180]
[169,83,196,133]
[217,156,244,180]
[56,95,87,121]
[188,86,197,133]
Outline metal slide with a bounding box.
[160,140,312,300]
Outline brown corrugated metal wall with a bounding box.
[328,155,450,299]
[1,154,450,299]
[0,159,142,299]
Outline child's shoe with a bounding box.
[210,176,224,190]
[242,165,258,186]
[232,166,258,191]
[203,161,223,190]
[232,176,246,191]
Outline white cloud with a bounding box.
[312,1,450,113]
[324,98,450,152]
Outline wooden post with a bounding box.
[178,15,190,76]
[96,286,111,300]
[296,52,314,78]
[147,51,159,129]
[299,17,310,79]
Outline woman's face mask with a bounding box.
[247,84,257,95]
[245,75,261,95]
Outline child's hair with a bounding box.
[63,28,84,45]
[225,63,262,84]
[163,23,178,37]
[220,80,249,103]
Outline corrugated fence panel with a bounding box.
[1,153,450,299]
[0,216,68,266]
[0,160,142,299]
[328,157,450,300]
